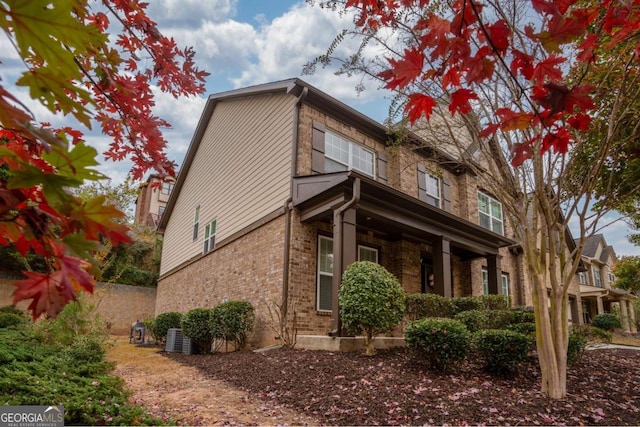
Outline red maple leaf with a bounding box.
[532,83,594,115]
[511,142,533,167]
[531,55,566,85]
[380,49,424,90]
[567,113,592,131]
[449,89,478,115]
[495,108,534,131]
[404,93,437,124]
[485,19,511,51]
[510,49,534,80]
[541,128,573,154]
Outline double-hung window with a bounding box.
[203,219,216,254]
[161,181,174,195]
[593,266,603,287]
[482,269,510,295]
[324,131,375,178]
[578,271,587,285]
[425,174,441,208]
[317,236,379,311]
[193,206,200,241]
[478,191,504,235]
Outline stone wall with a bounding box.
[0,276,156,335]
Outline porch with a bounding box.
[292,171,515,336]
[580,285,637,333]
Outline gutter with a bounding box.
[281,87,309,325]
[329,177,361,336]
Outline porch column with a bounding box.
[331,207,357,335]
[619,300,631,332]
[628,300,637,333]
[596,296,604,315]
[486,254,501,295]
[433,236,452,298]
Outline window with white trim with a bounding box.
[482,269,510,296]
[158,206,165,217]
[317,236,379,311]
[161,181,174,195]
[478,191,504,235]
[203,219,216,254]
[324,131,375,178]
[578,271,587,285]
[425,174,441,208]
[193,206,200,241]
[608,273,615,282]
[593,266,603,287]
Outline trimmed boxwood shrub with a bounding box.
[181,308,215,354]
[405,293,454,321]
[473,329,533,376]
[151,311,183,343]
[209,301,255,351]
[506,322,536,336]
[405,317,471,371]
[478,294,511,310]
[571,323,612,343]
[340,261,405,356]
[454,309,490,332]
[592,313,622,331]
[450,297,483,316]
[567,332,586,365]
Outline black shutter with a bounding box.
[312,121,325,174]
[377,150,388,184]
[442,176,451,212]
[417,164,427,202]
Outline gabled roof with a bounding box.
[577,234,617,264]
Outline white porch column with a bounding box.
[596,296,604,315]
[619,300,630,332]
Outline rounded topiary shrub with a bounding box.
[340,261,405,356]
[209,301,255,351]
[152,312,183,343]
[473,329,533,376]
[405,293,454,321]
[405,317,471,371]
[591,313,622,331]
[181,308,215,354]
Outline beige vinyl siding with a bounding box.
[161,93,295,274]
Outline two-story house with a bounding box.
[134,174,175,228]
[156,79,583,349]
[578,234,637,332]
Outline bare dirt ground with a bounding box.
[108,335,640,426]
[106,337,319,426]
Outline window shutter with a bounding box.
[417,164,427,202]
[442,176,451,212]
[312,121,325,174]
[377,150,388,184]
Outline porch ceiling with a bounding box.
[292,171,515,259]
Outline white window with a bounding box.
[193,206,200,241]
[478,191,504,235]
[161,181,174,195]
[578,271,587,285]
[317,236,379,311]
[324,131,375,178]
[482,269,509,295]
[608,273,615,282]
[203,219,216,254]
[593,266,603,287]
[158,206,165,216]
[426,174,441,208]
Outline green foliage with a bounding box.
[339,262,405,355]
[477,294,511,310]
[405,317,471,371]
[181,308,215,354]
[209,301,255,351]
[570,324,613,343]
[405,293,454,321]
[473,329,533,376]
[450,297,483,315]
[612,256,640,292]
[0,312,28,329]
[506,322,536,335]
[592,313,622,331]
[454,310,490,333]
[567,333,586,365]
[151,312,183,344]
[0,326,164,425]
[35,297,108,347]
[100,228,162,287]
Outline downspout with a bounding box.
[329,177,361,336]
[281,87,308,325]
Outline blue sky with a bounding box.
[0,0,637,256]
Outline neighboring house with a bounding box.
[155,79,583,349]
[578,234,637,332]
[134,174,175,228]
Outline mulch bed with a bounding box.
[165,346,640,426]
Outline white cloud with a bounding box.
[147,0,237,25]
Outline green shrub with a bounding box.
[570,324,612,343]
[152,311,183,343]
[0,313,28,329]
[510,307,535,324]
[567,332,586,365]
[61,335,107,364]
[478,294,511,310]
[405,293,454,321]
[473,329,533,376]
[405,317,471,371]
[450,297,483,315]
[506,322,536,335]
[0,305,27,316]
[181,308,215,354]
[454,309,490,332]
[340,262,405,355]
[209,301,255,351]
[592,313,622,331]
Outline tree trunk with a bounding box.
[364,330,375,356]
